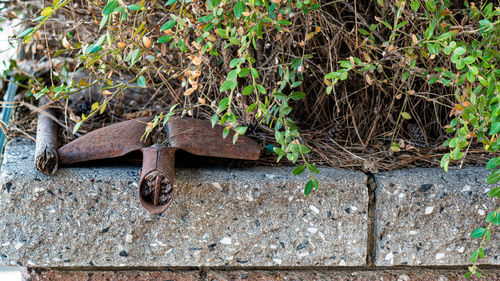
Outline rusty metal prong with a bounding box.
[139,146,177,215]
[154,175,162,206]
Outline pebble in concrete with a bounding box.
[374,168,499,266]
[0,138,368,267]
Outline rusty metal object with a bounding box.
[57,117,261,215]
[58,117,153,164]
[139,145,176,215]
[166,118,260,160]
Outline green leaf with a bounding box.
[479,247,485,259]
[488,187,500,198]
[304,180,313,196]
[177,38,187,52]
[486,169,500,184]
[425,0,435,12]
[222,127,230,139]
[232,132,239,144]
[242,85,254,95]
[401,112,411,120]
[17,27,34,38]
[160,20,176,31]
[273,92,286,101]
[325,72,338,79]
[470,250,479,263]
[410,0,420,11]
[312,178,319,190]
[220,80,236,92]
[130,48,140,65]
[210,114,218,127]
[273,147,286,156]
[489,122,500,135]
[485,229,491,242]
[247,103,256,113]
[292,164,306,176]
[234,0,245,18]
[40,7,54,16]
[103,0,118,15]
[235,126,247,135]
[463,56,475,64]
[165,0,178,5]
[238,68,249,77]
[277,20,292,25]
[86,44,102,54]
[495,213,500,226]
[127,4,143,11]
[251,68,259,79]
[137,76,146,87]
[299,145,310,154]
[453,47,466,56]
[308,163,320,174]
[217,97,229,113]
[73,121,83,134]
[486,211,496,222]
[33,15,47,22]
[486,157,499,170]
[99,14,109,29]
[470,227,486,238]
[256,84,266,95]
[289,91,305,100]
[158,35,173,43]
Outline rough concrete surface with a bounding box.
[21,268,500,281]
[375,168,499,266]
[0,138,368,267]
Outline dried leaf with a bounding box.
[62,36,71,49]
[198,97,206,105]
[365,74,373,85]
[188,76,198,86]
[363,52,371,62]
[411,34,418,44]
[305,32,315,41]
[142,36,152,48]
[192,56,203,66]
[117,41,127,48]
[184,84,198,96]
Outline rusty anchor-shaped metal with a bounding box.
[57,117,261,215]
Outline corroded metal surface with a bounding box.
[56,117,261,215]
[58,117,153,164]
[139,145,176,215]
[167,118,261,160]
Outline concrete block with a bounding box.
[374,168,499,266]
[0,138,368,267]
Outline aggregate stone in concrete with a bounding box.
[0,138,368,267]
[374,168,499,266]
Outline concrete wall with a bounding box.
[1,138,498,280]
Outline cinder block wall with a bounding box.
[1,139,499,280]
